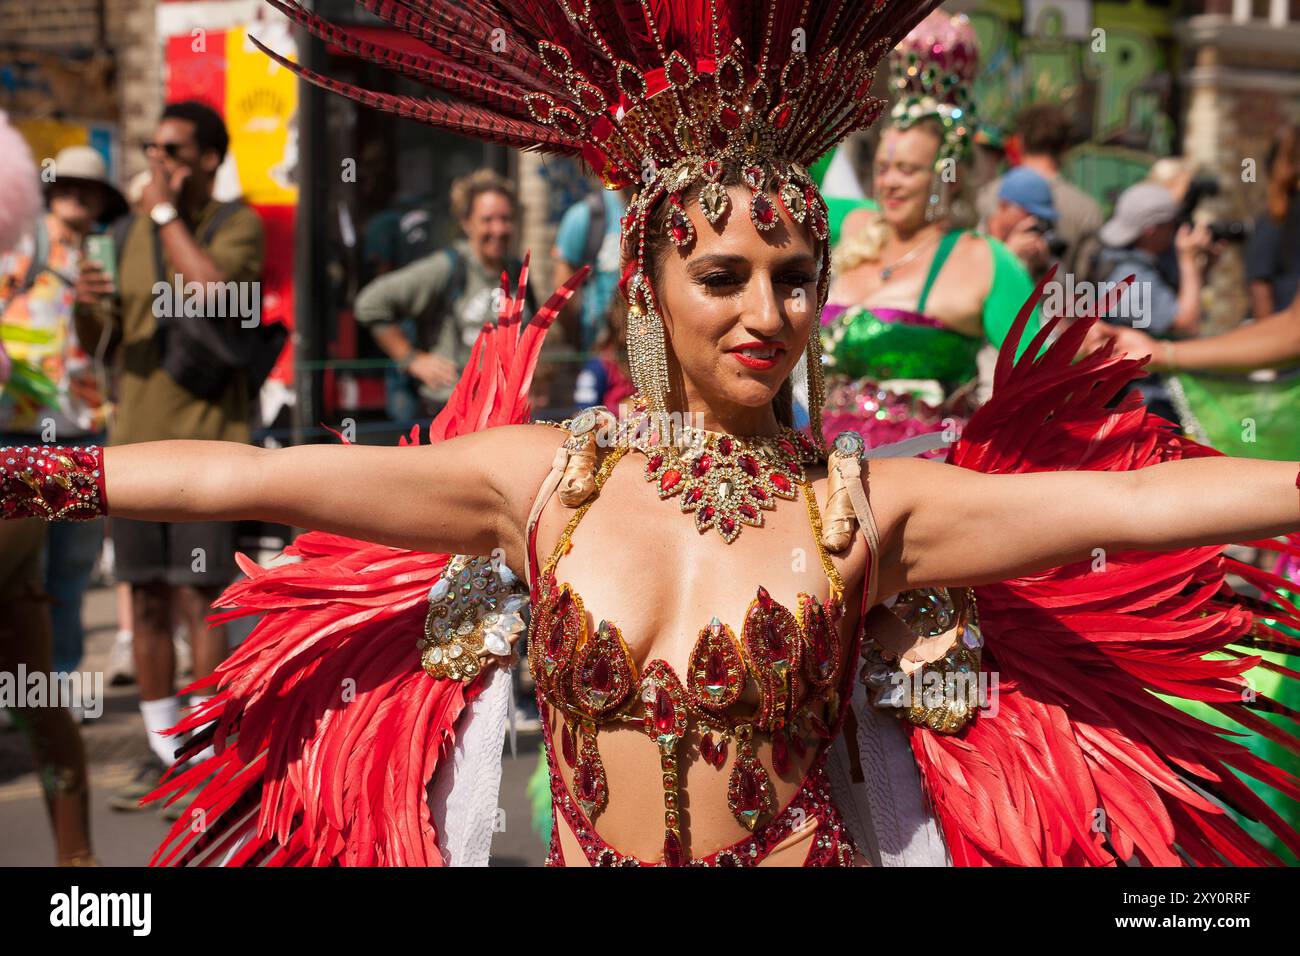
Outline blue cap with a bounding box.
[998,166,1058,222]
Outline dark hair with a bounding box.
[633,161,828,429]
[161,100,230,164]
[1015,103,1076,159]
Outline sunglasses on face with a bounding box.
[141,141,186,160]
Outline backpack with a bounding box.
[113,202,287,402]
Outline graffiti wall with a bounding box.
[962,0,1180,210]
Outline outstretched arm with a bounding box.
[1088,295,1300,373]
[869,455,1300,596]
[92,423,566,571]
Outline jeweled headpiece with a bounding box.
[254,0,943,441]
[887,11,979,170]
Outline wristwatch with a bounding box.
[149,201,179,227]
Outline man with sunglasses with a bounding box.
[73,100,265,815]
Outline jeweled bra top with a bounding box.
[526,439,858,866]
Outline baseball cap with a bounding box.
[998,166,1057,221]
[1099,182,1178,248]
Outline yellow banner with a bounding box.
[224,26,298,206]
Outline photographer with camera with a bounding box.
[986,166,1063,283]
[1093,181,1217,422]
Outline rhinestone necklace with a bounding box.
[618,395,823,544]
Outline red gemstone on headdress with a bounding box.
[654,687,675,733]
[576,85,604,113]
[701,733,715,764]
[702,159,722,181]
[668,207,693,245]
[784,56,808,89]
[646,453,663,472]
[720,106,742,130]
[739,503,757,519]
[757,585,773,610]
[663,828,684,867]
[667,54,691,86]
[749,485,768,502]
[771,102,793,130]
[661,468,682,492]
[552,108,582,136]
[751,192,776,226]
[708,122,730,150]
[701,504,715,521]
[713,736,728,765]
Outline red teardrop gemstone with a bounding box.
[750,486,768,502]
[654,687,675,733]
[764,617,786,661]
[690,453,712,477]
[685,486,704,504]
[591,656,612,693]
[720,517,735,535]
[713,736,728,765]
[738,454,759,477]
[700,504,715,521]
[577,762,597,801]
[756,585,773,610]
[718,436,733,456]
[772,102,792,129]
[660,468,682,492]
[770,472,792,493]
[752,192,776,226]
[561,723,577,767]
[739,503,757,519]
[668,208,692,244]
[706,649,727,686]
[647,453,663,472]
[720,106,742,130]
[738,768,762,812]
[663,828,684,867]
[772,731,790,776]
[547,616,566,656]
[700,733,715,763]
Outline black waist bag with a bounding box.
[120,202,287,402]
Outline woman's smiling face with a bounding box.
[649,183,822,418]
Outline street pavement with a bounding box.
[0,583,548,866]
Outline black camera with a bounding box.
[1178,174,1250,243]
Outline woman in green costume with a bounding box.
[818,12,1041,455]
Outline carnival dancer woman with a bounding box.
[819,12,1042,455]
[5,0,1300,867]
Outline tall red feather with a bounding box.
[911,285,1300,866]
[147,263,588,866]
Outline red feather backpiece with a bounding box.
[146,259,587,866]
[914,278,1300,866]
